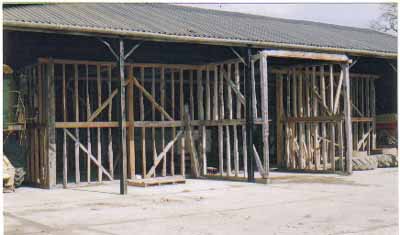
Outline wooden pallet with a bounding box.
[127,176,186,187]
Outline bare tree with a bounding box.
[370,3,397,34]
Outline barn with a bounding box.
[3,3,397,193]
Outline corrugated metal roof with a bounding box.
[3,3,397,56]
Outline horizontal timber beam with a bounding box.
[260,50,350,62]
[55,119,269,129]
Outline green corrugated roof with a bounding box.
[3,3,397,57]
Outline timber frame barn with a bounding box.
[3,3,397,192]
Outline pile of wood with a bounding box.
[3,154,15,192]
[3,154,25,192]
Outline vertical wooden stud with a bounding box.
[140,67,146,178]
[320,66,328,170]
[86,65,92,183]
[96,65,102,182]
[107,65,114,178]
[329,65,336,171]
[171,70,176,175]
[233,63,240,176]
[179,68,186,176]
[343,64,353,174]
[161,66,166,176]
[218,65,224,175]
[47,60,56,188]
[151,68,157,178]
[62,64,68,187]
[74,64,80,184]
[259,54,269,177]
[128,65,135,179]
[276,75,284,168]
[226,64,232,176]
[371,78,376,149]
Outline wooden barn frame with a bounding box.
[19,40,380,192]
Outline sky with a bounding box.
[184,3,383,30]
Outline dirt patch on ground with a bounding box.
[270,175,368,186]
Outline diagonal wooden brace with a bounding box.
[88,89,118,122]
[64,129,113,180]
[146,130,184,178]
[253,145,267,178]
[131,77,174,121]
[220,68,246,106]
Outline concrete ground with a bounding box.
[4,168,398,235]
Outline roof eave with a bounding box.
[3,21,398,60]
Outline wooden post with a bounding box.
[38,64,43,184]
[305,68,312,169]
[96,65,103,182]
[171,70,176,175]
[233,63,240,176]
[179,69,186,176]
[197,70,206,176]
[339,121,344,171]
[276,75,284,168]
[226,64,232,176]
[140,67,147,178]
[251,60,257,119]
[86,65,92,183]
[371,78,376,149]
[62,64,68,188]
[161,66,166,176]
[298,69,305,169]
[329,65,336,171]
[46,60,57,189]
[292,69,297,168]
[360,79,365,151]
[205,67,211,175]
[343,63,352,174]
[246,48,255,182]
[218,65,224,175]
[366,78,370,152]
[354,79,359,150]
[107,65,114,178]
[128,65,135,179]
[74,64,80,184]
[151,68,157,178]
[206,67,211,121]
[189,70,194,120]
[312,66,320,170]
[119,39,128,195]
[213,66,219,121]
[259,54,269,178]
[320,66,328,170]
[285,72,291,168]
